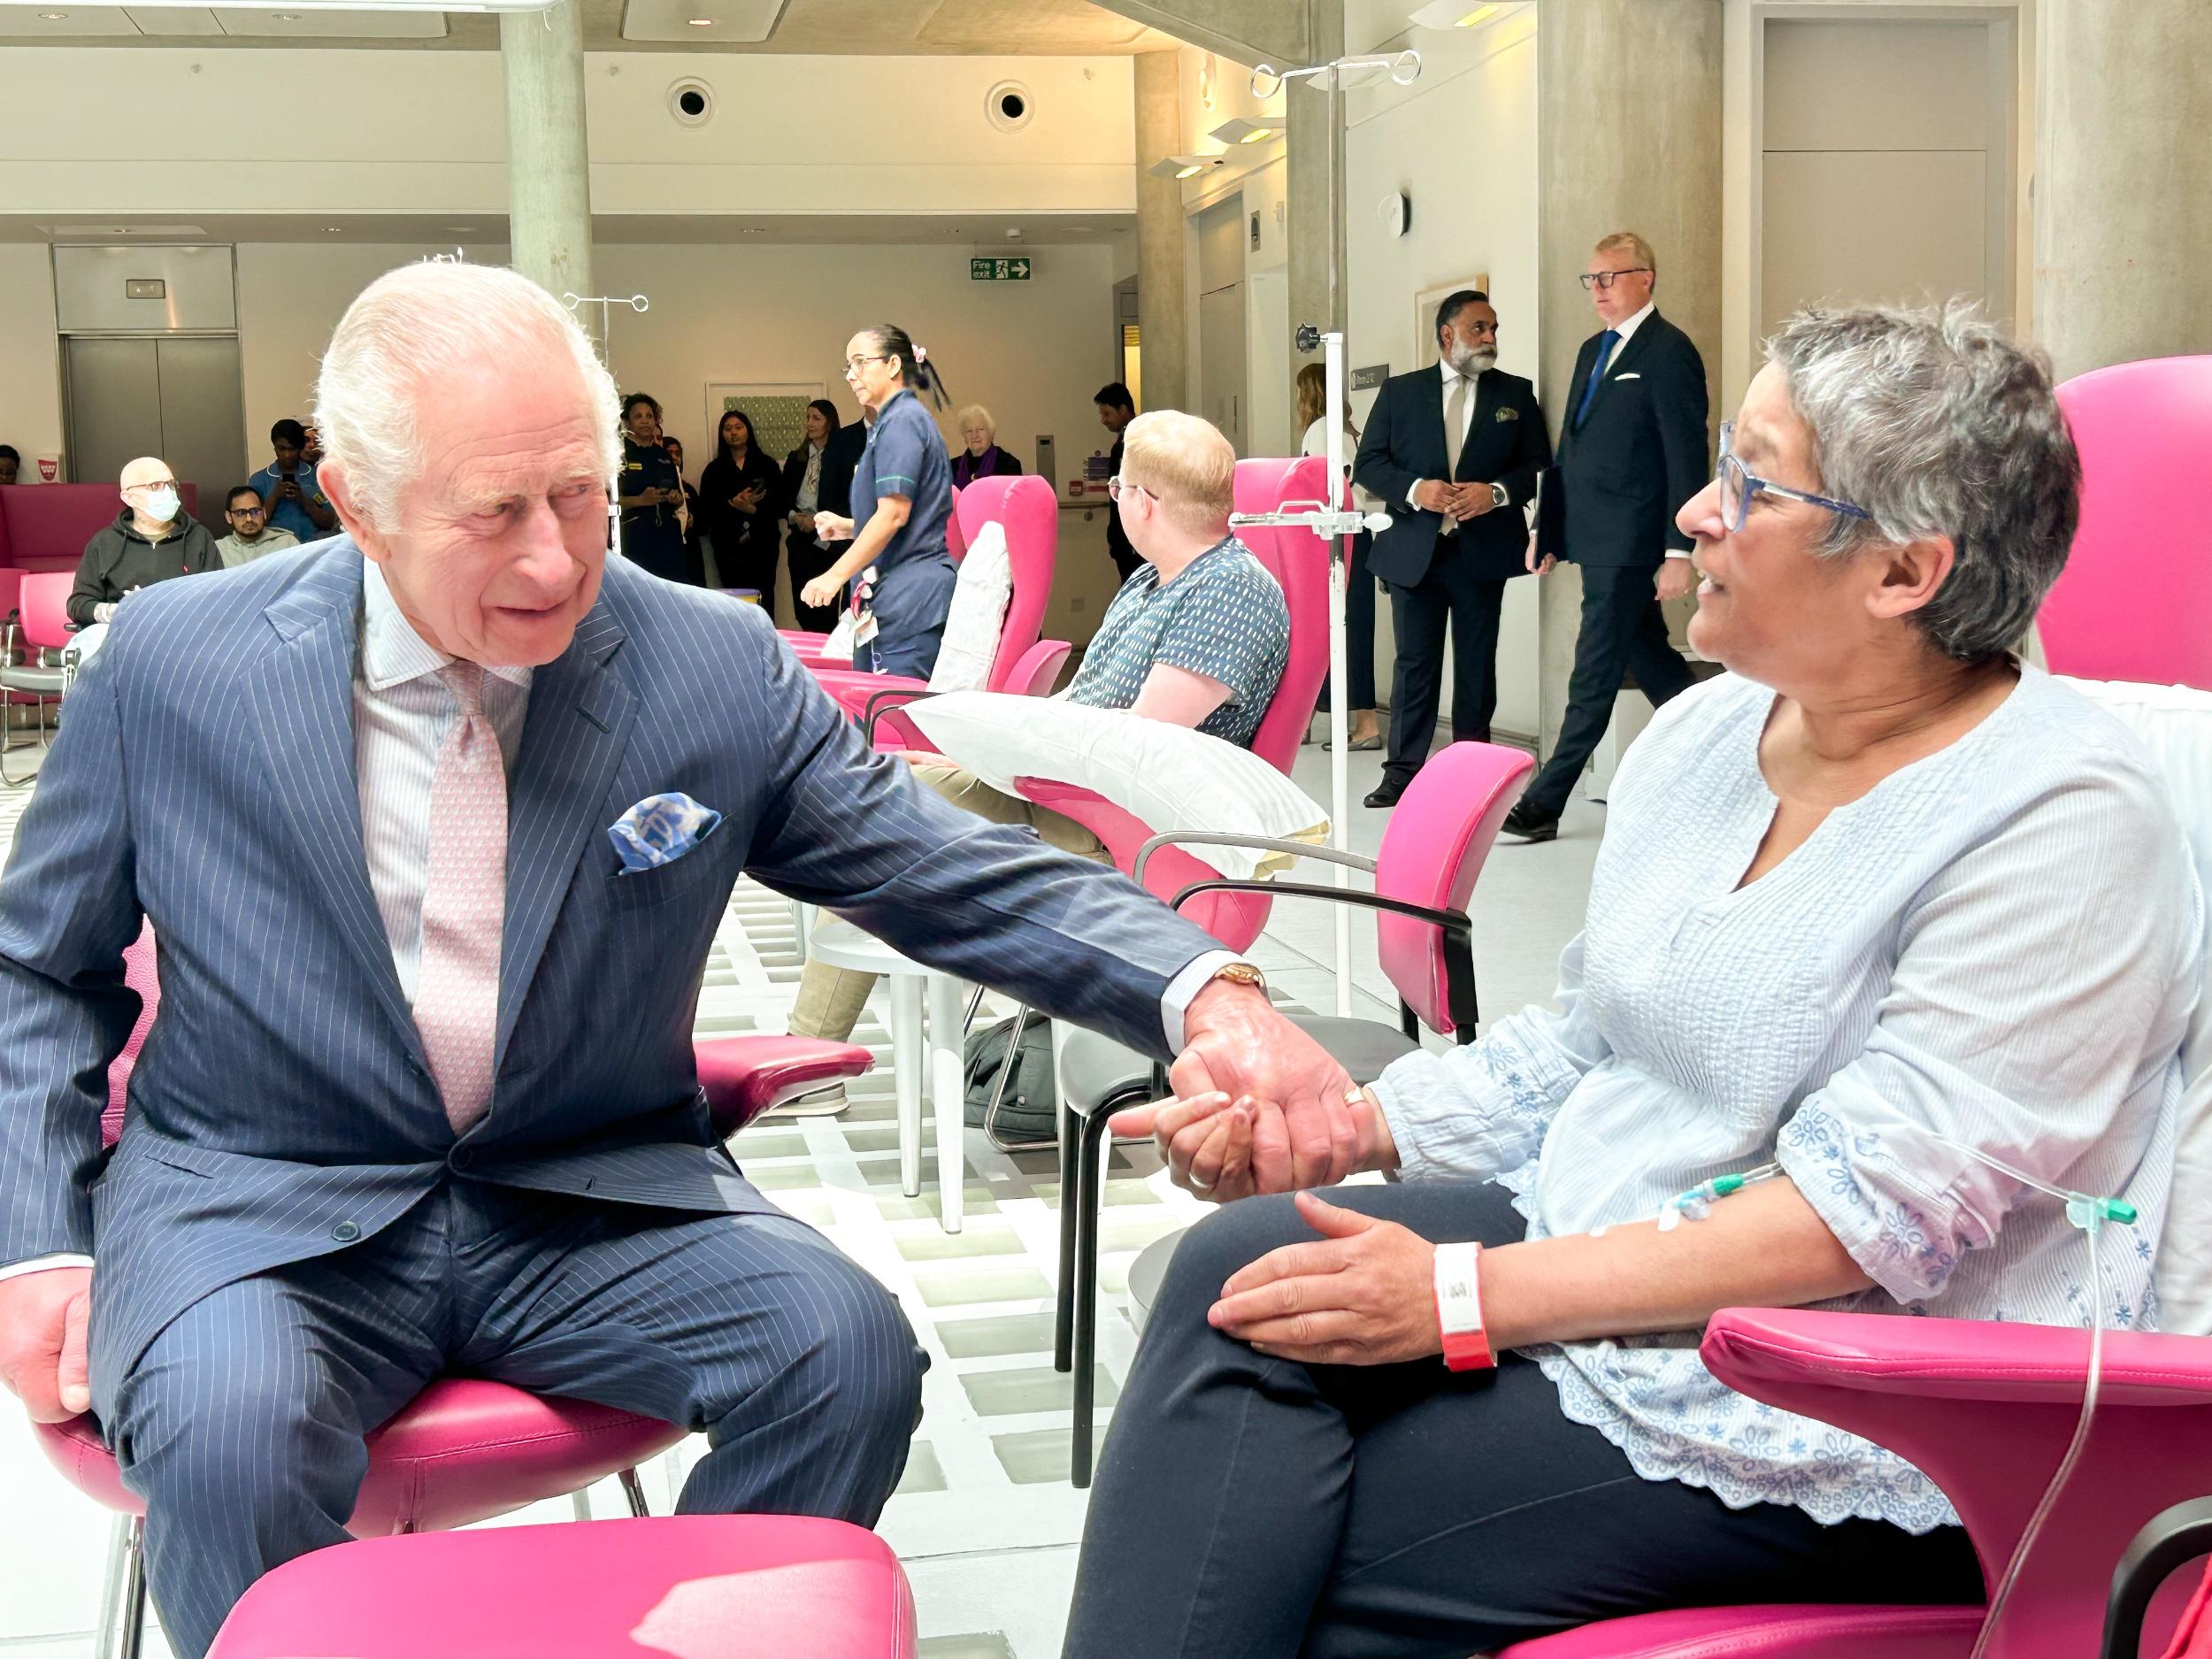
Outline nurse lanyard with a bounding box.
[1647,1131,2132,1659]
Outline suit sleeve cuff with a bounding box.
[0,1254,94,1284]
[1160,950,1245,1052]
[1663,550,1693,559]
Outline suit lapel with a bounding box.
[1582,314,1661,424]
[246,542,426,1065]
[493,600,636,1071]
[1417,369,1448,477]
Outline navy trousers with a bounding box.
[100,1179,926,1658]
[1381,552,1507,787]
[1063,1183,1981,1659]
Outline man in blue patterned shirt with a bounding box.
[787,410,1289,1073]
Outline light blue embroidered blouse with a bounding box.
[1371,667,2202,1532]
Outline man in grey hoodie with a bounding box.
[67,457,221,627]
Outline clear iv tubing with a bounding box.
[1659,1134,2122,1659]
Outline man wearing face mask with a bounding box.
[1354,289,1551,808]
[66,456,221,627]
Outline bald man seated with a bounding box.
[67,457,221,628]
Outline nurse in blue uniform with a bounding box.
[803,325,956,677]
[616,392,691,583]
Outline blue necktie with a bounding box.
[1574,329,1620,428]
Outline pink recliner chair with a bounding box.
[808,473,1066,749]
[2039,355,2212,691]
[34,927,874,1659]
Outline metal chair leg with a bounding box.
[101,1515,147,1659]
[570,1488,593,1521]
[1069,1103,1114,1489]
[1054,1095,1077,1374]
[618,1467,650,1517]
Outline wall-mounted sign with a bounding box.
[970,257,1033,281]
[1351,363,1391,391]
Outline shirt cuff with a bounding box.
[1160,949,1245,1053]
[1664,549,1693,559]
[0,1254,93,1284]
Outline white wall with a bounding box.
[0,246,63,473]
[1344,10,1542,740]
[0,50,1135,219]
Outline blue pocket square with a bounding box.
[610,792,723,873]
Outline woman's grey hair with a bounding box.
[1766,301,2078,664]
[314,261,621,533]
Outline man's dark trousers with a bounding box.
[1518,565,1695,820]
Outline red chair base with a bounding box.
[35,1379,687,1535]
[1493,1603,1985,1658]
[206,1515,918,1658]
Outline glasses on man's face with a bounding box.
[227,505,265,519]
[1712,421,1873,534]
[127,479,179,495]
[842,354,890,379]
[1105,476,1155,504]
[1578,267,1653,291]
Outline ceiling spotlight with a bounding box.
[272,12,302,19]
[325,225,342,232]
[1148,154,1227,180]
[1409,0,1501,27]
[1209,117,1284,147]
[38,11,68,18]
[447,225,476,232]
[686,15,712,23]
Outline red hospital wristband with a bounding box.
[1433,1241,1495,1371]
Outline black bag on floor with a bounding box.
[963,1010,1057,1150]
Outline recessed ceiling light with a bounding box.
[325,225,342,232]
[686,15,713,24]
[447,225,476,232]
[38,12,68,19]
[273,12,302,19]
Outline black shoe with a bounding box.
[1363,777,1408,809]
[1500,803,1559,843]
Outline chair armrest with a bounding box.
[1165,876,1469,939]
[1133,830,1378,887]
[2103,1498,2212,1659]
[858,686,933,742]
[1701,1307,2212,1645]
[695,1035,873,1139]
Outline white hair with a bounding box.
[313,261,620,533]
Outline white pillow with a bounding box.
[926,521,1012,694]
[906,690,1328,879]
[2062,676,2212,1334]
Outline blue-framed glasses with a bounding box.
[1715,421,1872,534]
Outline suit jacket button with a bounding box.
[332,1221,361,1243]
[450,1147,472,1171]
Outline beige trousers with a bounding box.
[785,755,1112,1043]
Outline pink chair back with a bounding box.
[2041,356,2212,690]
[1231,456,1333,774]
[102,924,160,1147]
[20,572,75,654]
[0,482,203,574]
[945,483,967,561]
[955,474,1059,695]
[1374,742,1534,1036]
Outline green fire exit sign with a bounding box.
[970,257,1033,280]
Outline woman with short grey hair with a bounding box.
[1062,303,2203,1657]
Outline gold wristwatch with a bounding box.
[1209,963,1266,992]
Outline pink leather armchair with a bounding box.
[2039,355,2212,691]
[36,927,873,1659]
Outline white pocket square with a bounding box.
[1613,372,1641,381]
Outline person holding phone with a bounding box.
[698,408,782,598]
[803,326,956,677]
[247,419,339,542]
[616,393,689,583]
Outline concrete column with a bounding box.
[501,0,594,320]
[1133,50,1191,413]
[1286,0,1347,367]
[1533,0,1723,759]
[2034,0,2212,381]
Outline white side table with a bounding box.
[806,919,967,1233]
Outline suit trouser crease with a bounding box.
[1521,564,1695,819]
[1058,1181,1980,1659]
[103,1179,925,1659]
[1383,556,1507,784]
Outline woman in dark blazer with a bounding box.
[781,398,846,633]
[949,403,1025,488]
[698,409,783,599]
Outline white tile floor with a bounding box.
[0,732,1608,1658]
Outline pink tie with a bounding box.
[415,661,506,1134]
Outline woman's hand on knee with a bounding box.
[1206,1192,1441,1367]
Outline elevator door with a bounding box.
[64,335,247,505]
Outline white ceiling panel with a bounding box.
[0,7,142,35]
[619,0,784,44]
[215,6,446,35]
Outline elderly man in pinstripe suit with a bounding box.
[0,262,1363,1656]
